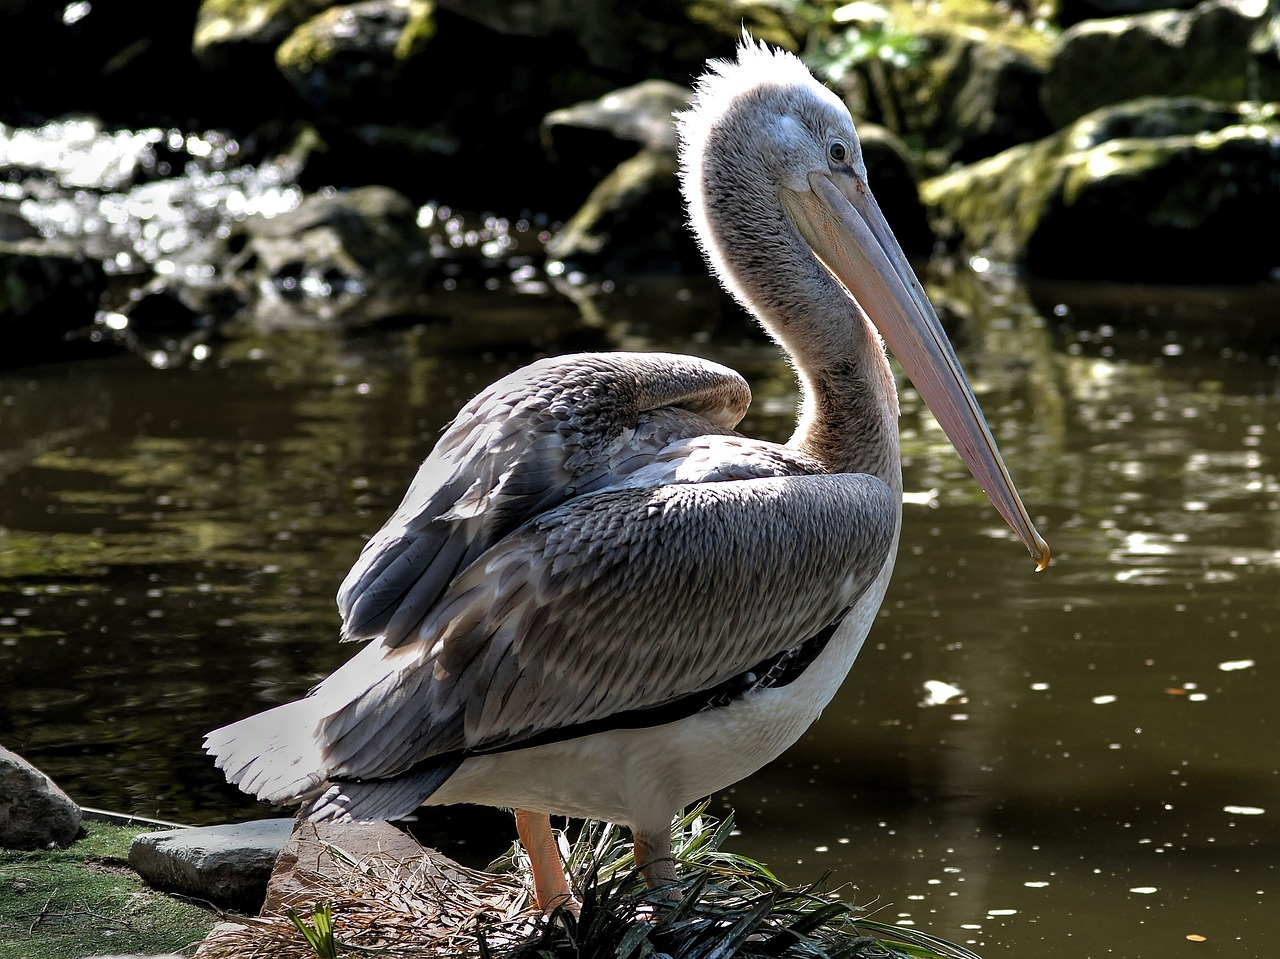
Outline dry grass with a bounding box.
[198,839,541,958]
[197,805,980,959]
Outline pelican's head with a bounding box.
[676,36,870,270]
[677,36,1050,570]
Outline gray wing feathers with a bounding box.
[306,757,464,823]
[206,350,894,809]
[312,472,895,784]
[337,352,752,645]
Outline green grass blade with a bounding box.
[855,918,984,959]
[285,903,339,959]
[694,892,776,959]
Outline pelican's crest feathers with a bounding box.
[675,34,845,174]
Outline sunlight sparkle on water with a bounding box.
[1121,532,1172,555]
[62,2,91,25]
[921,680,965,706]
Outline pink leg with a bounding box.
[514,808,575,913]
[634,828,677,887]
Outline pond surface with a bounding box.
[2,269,1278,958]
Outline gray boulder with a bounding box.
[823,4,1055,170]
[546,147,691,272]
[0,746,82,849]
[1043,0,1278,128]
[274,1,437,121]
[544,77,933,272]
[193,0,336,67]
[542,79,692,192]
[218,184,435,327]
[129,818,295,912]
[0,237,106,368]
[846,27,1051,168]
[922,97,1280,282]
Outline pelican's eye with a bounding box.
[828,139,850,165]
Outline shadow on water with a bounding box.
[2,267,1278,957]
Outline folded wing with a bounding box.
[205,351,896,810]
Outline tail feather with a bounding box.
[205,683,465,821]
[203,696,332,805]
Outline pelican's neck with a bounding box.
[789,302,901,491]
[698,188,902,491]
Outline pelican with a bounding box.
[205,36,1049,914]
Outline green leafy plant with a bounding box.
[800,2,926,84]
[287,902,340,959]
[495,804,980,959]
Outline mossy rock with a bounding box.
[193,0,338,67]
[922,97,1280,281]
[0,822,217,959]
[825,0,1057,168]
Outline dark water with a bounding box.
[2,269,1278,958]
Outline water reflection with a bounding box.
[1,269,1278,957]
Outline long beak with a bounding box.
[783,171,1050,570]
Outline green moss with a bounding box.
[686,0,808,50]
[0,822,216,959]
[276,1,436,74]
[922,135,1065,257]
[394,1,435,63]
[921,96,1280,272]
[1059,139,1158,206]
[888,0,1057,64]
[195,0,334,50]
[275,10,339,73]
[197,0,329,24]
